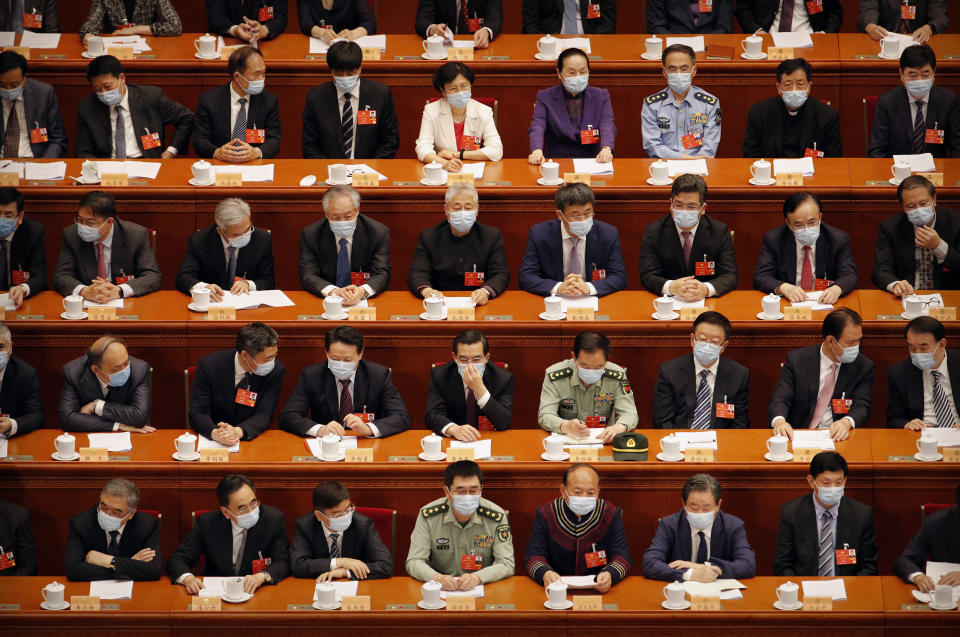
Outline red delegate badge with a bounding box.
[580,128,600,145]
[592,269,606,281]
[22,12,42,29]
[258,6,274,21]
[716,402,735,419]
[698,0,713,12]
[814,278,834,291]
[804,147,825,159]
[585,549,607,568]
[461,554,482,571]
[806,0,824,14]
[585,415,606,428]
[835,548,856,565]
[831,398,852,414]
[926,128,945,145]
[695,260,715,276]
[682,131,703,149]
[357,110,377,125]
[140,131,161,150]
[30,127,48,144]
[901,4,917,20]
[0,550,15,571]
[252,556,272,573]
[467,17,483,32]
[353,412,375,423]
[586,3,601,19]
[11,270,28,285]
[464,271,484,287]
[351,272,370,286]
[236,387,258,407]
[478,416,493,432]
[245,128,265,144]
[115,274,135,285]
[460,135,479,151]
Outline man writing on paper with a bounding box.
[416,0,503,49]
[893,483,960,592]
[0,187,47,308]
[0,322,43,438]
[888,316,960,430]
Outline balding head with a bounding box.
[88,335,129,381]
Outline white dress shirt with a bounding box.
[922,352,959,425]
[70,224,135,299]
[549,223,598,296]
[0,364,17,437]
[319,233,376,299]
[682,520,713,580]
[0,226,29,298]
[662,220,718,298]
[794,239,817,286]
[772,0,813,33]
[305,367,381,438]
[0,94,33,158]
[335,79,361,160]
[190,231,258,293]
[441,367,492,436]
[109,90,177,158]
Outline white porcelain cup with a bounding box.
[422,162,444,184]
[225,576,244,599]
[195,34,217,57]
[86,36,105,57]
[904,297,925,317]
[328,163,348,183]
[751,159,772,182]
[321,433,341,459]
[323,295,344,317]
[62,295,84,318]
[175,433,197,456]
[191,287,210,310]
[649,160,669,182]
[767,435,789,458]
[537,35,557,58]
[41,581,65,607]
[423,35,445,58]
[659,434,681,458]
[762,294,781,318]
[881,35,900,58]
[543,435,565,458]
[422,580,442,605]
[742,35,763,57]
[546,580,568,605]
[540,161,560,182]
[421,434,442,458]
[191,160,213,185]
[916,437,939,459]
[776,581,799,606]
[891,161,911,183]
[663,580,685,606]
[645,36,662,58]
[653,296,674,317]
[81,160,100,181]
[544,295,563,318]
[54,433,75,459]
[933,583,953,607]
[423,296,444,319]
[315,582,336,608]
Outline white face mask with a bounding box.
[232,506,260,529]
[565,492,597,517]
[97,508,129,532]
[324,510,353,532]
[451,494,480,516]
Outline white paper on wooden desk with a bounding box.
[198,435,239,453]
[666,36,705,52]
[0,294,17,311]
[449,39,474,49]
[459,163,485,180]
[441,584,484,598]
[444,296,477,309]
[791,429,835,450]
[0,32,15,47]
[572,158,614,175]
[306,436,358,458]
[449,438,492,460]
[212,164,275,182]
[0,439,7,459]
[87,432,132,452]
[666,159,708,177]
[561,575,597,589]
[102,35,151,53]
[801,578,847,600]
[310,34,386,54]
[773,157,815,176]
[902,294,944,312]
[0,161,25,178]
[313,580,359,601]
[885,33,921,56]
[24,161,66,181]
[84,298,125,309]
[771,31,813,49]
[926,561,960,596]
[557,37,591,54]
[89,580,133,599]
[19,31,60,49]
[918,428,960,447]
[254,290,295,308]
[893,153,936,173]
[345,164,388,180]
[558,295,599,312]
[675,430,718,451]
[672,298,705,309]
[96,161,162,180]
[792,292,833,311]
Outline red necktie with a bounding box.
[800,245,813,290]
[682,231,692,267]
[96,242,107,280]
[338,379,353,422]
[465,387,477,427]
[808,362,838,429]
[779,0,794,32]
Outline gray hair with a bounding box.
[0,322,10,345]
[214,198,251,229]
[322,185,361,212]
[444,183,478,207]
[681,473,722,504]
[101,478,140,510]
[236,322,278,357]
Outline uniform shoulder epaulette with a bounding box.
[549,367,573,381]
[422,502,448,518]
[645,90,668,105]
[477,506,503,522]
[694,91,717,105]
[602,369,624,381]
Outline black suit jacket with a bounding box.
[735,0,843,32]
[301,79,399,159]
[53,219,161,297]
[166,505,290,582]
[415,0,503,38]
[425,361,514,434]
[774,493,878,576]
[639,214,738,296]
[76,84,194,158]
[407,221,509,296]
[653,354,750,429]
[0,0,58,32]
[769,344,875,428]
[65,506,162,581]
[0,356,43,436]
[872,207,960,290]
[6,216,46,295]
[290,512,392,579]
[753,223,858,295]
[175,225,274,293]
[0,78,68,158]
[743,96,842,158]
[869,86,960,158]
[648,0,734,33]
[189,349,285,440]
[299,214,391,296]
[893,505,960,582]
[279,360,410,438]
[59,355,151,431]
[206,0,288,39]
[886,349,960,428]
[857,0,949,35]
[298,0,376,34]
[193,84,281,158]
[522,0,616,34]
[0,501,36,576]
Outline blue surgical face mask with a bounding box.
[97,508,128,532]
[0,85,23,102]
[77,221,104,243]
[334,75,359,93]
[905,78,934,99]
[563,74,589,95]
[107,365,130,387]
[446,89,471,109]
[565,492,597,517]
[795,224,821,247]
[816,485,844,507]
[577,365,604,386]
[457,362,486,376]
[325,510,353,532]
[781,89,808,110]
[906,205,934,227]
[233,506,260,529]
[672,207,700,230]
[227,229,252,249]
[329,218,357,239]
[253,357,275,376]
[0,350,8,370]
[451,494,480,516]
[667,72,692,94]
[910,343,942,371]
[240,75,265,96]
[566,217,593,238]
[686,509,715,531]
[97,86,123,107]
[0,217,16,237]
[693,341,722,365]
[328,358,356,380]
[448,209,477,234]
[832,340,859,364]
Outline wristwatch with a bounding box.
[110,557,117,569]
[459,149,465,160]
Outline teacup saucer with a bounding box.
[313,600,342,610]
[419,451,446,461]
[537,177,564,186]
[544,599,573,609]
[534,52,558,61]
[914,452,943,462]
[194,52,220,60]
[417,599,447,609]
[640,52,661,61]
[652,311,679,321]
[756,312,784,321]
[878,52,901,60]
[656,452,684,462]
[222,592,253,603]
[72,175,100,185]
[773,600,803,611]
[749,177,776,186]
[541,451,570,461]
[647,177,673,186]
[889,178,904,186]
[321,312,349,321]
[40,601,70,610]
[420,177,448,186]
[188,303,209,313]
[764,451,794,462]
[320,450,346,462]
[539,311,566,321]
[60,311,88,321]
[188,178,215,186]
[421,52,447,61]
[901,312,923,320]
[173,451,201,461]
[325,178,351,186]
[420,311,448,321]
[51,451,80,461]
[929,600,959,611]
[81,51,106,59]
[662,600,691,610]
[741,52,768,60]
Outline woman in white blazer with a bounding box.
[415,62,503,172]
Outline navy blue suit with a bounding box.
[518,218,626,297]
[642,510,756,581]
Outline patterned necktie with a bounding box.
[0,239,7,288]
[682,231,692,267]
[465,386,477,427]
[917,247,933,290]
[562,0,578,34]
[226,246,238,285]
[801,245,813,290]
[931,370,954,428]
[779,0,794,32]
[695,530,707,563]
[913,101,926,154]
[96,242,107,280]
[338,379,353,422]
[808,362,838,429]
[458,0,470,33]
[690,1,700,28]
[114,105,127,159]
[234,528,247,575]
[107,530,120,556]
[567,237,582,276]
[329,532,341,559]
[232,97,247,142]
[3,101,19,158]
[336,237,350,287]
[692,369,711,430]
[341,94,354,158]
[817,510,834,576]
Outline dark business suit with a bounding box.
[425,361,514,434]
[869,86,960,158]
[522,0,617,34]
[301,79,399,159]
[518,218,627,297]
[872,208,960,291]
[290,511,392,579]
[0,501,35,576]
[205,0,288,39]
[6,215,46,295]
[415,0,503,38]
[65,507,162,581]
[0,355,43,436]
[753,223,858,295]
[648,0,734,33]
[893,505,960,583]
[166,506,290,582]
[857,0,949,36]
[80,0,182,37]
[189,349,285,440]
[0,0,58,32]
[0,78,67,158]
[298,0,376,34]
[53,219,161,297]
[408,221,509,297]
[743,96,842,158]
[279,360,410,438]
[886,349,960,428]
[774,493,878,576]
[76,84,194,158]
[175,225,274,294]
[193,84,281,159]
[529,84,616,159]
[59,355,151,432]
[768,344,875,428]
[299,215,391,297]
[653,354,750,429]
[735,0,843,33]
[639,214,738,296]
[642,510,756,581]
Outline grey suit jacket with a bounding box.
[0,0,58,32]
[858,0,949,35]
[52,219,161,297]
[0,78,67,158]
[58,355,151,431]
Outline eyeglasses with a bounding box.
[322,505,356,519]
[234,500,259,515]
[75,216,105,228]
[561,211,594,223]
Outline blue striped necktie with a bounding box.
[692,369,711,430]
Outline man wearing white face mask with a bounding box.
[888,316,960,430]
[874,175,960,297]
[407,460,514,590]
[65,478,161,581]
[643,473,755,582]
[0,50,67,158]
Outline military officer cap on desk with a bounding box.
[612,432,648,461]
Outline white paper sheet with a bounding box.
[345,164,388,181]
[0,161,25,178]
[801,579,847,600]
[893,153,936,173]
[926,561,960,596]
[448,438,492,460]
[675,431,718,451]
[559,431,604,448]
[560,575,597,589]
[198,435,239,453]
[83,298,125,309]
[0,294,17,311]
[212,164,275,182]
[441,584,484,598]
[89,580,134,599]
[449,40,474,49]
[557,37,591,54]
[201,577,231,594]
[444,296,477,309]
[919,428,960,447]
[773,157,815,177]
[19,31,60,49]
[313,580,359,601]
[459,163,485,180]
[24,162,66,180]
[791,429,836,450]
[572,158,613,175]
[0,32,14,47]
[87,432,132,452]
[210,290,295,310]
[672,298,706,309]
[253,290,295,308]
[306,436,359,459]
[310,34,386,54]
[666,36,705,52]
[558,295,599,312]
[96,161,162,180]
[666,159,709,177]
[885,33,921,56]
[792,291,833,311]
[720,589,744,599]
[102,36,151,53]
[771,31,813,49]
[0,439,7,459]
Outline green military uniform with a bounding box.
[405,497,515,584]
[538,358,638,433]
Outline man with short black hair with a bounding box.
[0,186,46,307]
[888,316,960,430]
[0,50,66,158]
[893,483,960,591]
[0,322,43,438]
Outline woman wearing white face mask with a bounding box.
[416,62,503,173]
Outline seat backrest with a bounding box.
[184,367,197,427]
[921,502,953,524]
[356,506,397,564]
[863,96,879,155]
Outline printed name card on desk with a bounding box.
[690,595,721,611]
[345,448,373,463]
[564,173,591,185]
[215,172,242,187]
[79,447,108,462]
[447,47,474,60]
[793,447,818,463]
[446,172,473,185]
[71,596,100,611]
[570,447,599,462]
[191,596,221,611]
[447,447,475,462]
[768,47,794,60]
[930,306,956,321]
[925,173,944,187]
[567,307,594,321]
[348,307,377,321]
[447,307,476,321]
[0,172,18,186]
[351,173,379,187]
[342,596,371,611]
[802,596,833,611]
[87,306,117,320]
[572,595,603,611]
[684,448,715,463]
[107,46,134,59]
[101,173,128,187]
[220,45,241,60]
[776,173,803,187]
[943,447,960,462]
[361,47,381,61]
[784,307,812,321]
[199,448,229,463]
[680,308,706,321]
[207,306,236,321]
[446,596,476,610]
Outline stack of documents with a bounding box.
[572,158,613,175]
[209,290,294,310]
[773,157,815,177]
[89,580,133,599]
[801,579,847,600]
[212,164,275,182]
[771,32,813,49]
[95,161,162,179]
[792,291,833,311]
[19,31,60,48]
[912,561,960,602]
[25,162,66,181]
[87,432,132,452]
[792,430,835,450]
[84,298,124,309]
[666,160,708,177]
[102,35,151,53]
[449,439,492,459]
[893,153,936,172]
[441,584,484,598]
[310,34,386,54]
[666,36,705,52]
[675,431,718,451]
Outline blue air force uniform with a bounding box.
[641,86,722,159]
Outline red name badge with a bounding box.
[245,128,265,144]
[0,551,15,571]
[464,271,484,287]
[902,5,917,20]
[586,3,601,19]
[115,274,135,285]
[925,129,945,144]
[716,402,735,419]
[22,12,42,28]
[252,556,271,573]
[460,135,479,151]
[835,548,856,565]
[30,127,48,144]
[682,131,703,149]
[580,128,600,145]
[592,269,606,281]
[235,387,258,407]
[353,412,375,423]
[461,554,482,571]
[467,17,484,32]
[804,147,825,159]
[351,271,370,286]
[258,6,274,21]
[814,278,834,291]
[233,276,247,285]
[698,0,713,12]
[585,549,607,568]
[831,398,852,414]
[585,415,606,428]
[140,131,161,150]
[695,260,716,276]
[357,110,377,125]
[478,416,493,431]
[11,270,28,285]
[806,0,824,14]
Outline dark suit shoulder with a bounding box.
[701,215,730,234]
[841,497,873,518]
[359,359,390,379]
[11,355,38,378]
[888,356,915,379]
[198,348,236,371]
[718,356,749,376]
